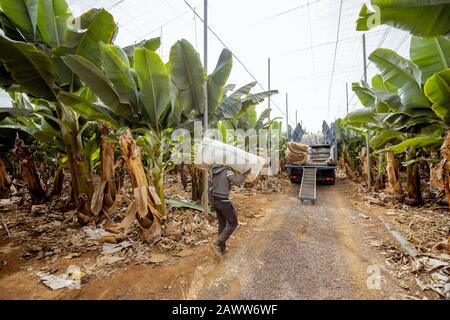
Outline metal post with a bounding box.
[295,110,298,126]
[363,33,371,189]
[268,58,271,112]
[160,26,163,57]
[266,57,271,187]
[202,0,209,213]
[285,93,289,140]
[346,82,349,115]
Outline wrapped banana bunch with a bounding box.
[285,141,309,165]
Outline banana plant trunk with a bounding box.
[91,125,119,218]
[119,130,162,243]
[441,130,450,209]
[50,167,64,197]
[59,113,94,221]
[191,167,204,202]
[360,147,372,187]
[405,149,422,206]
[12,137,47,203]
[386,150,402,195]
[0,156,11,199]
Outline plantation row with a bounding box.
[0,0,279,238]
[337,1,450,207]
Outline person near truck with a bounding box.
[210,165,251,256]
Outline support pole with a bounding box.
[266,57,271,187]
[295,110,298,126]
[203,0,209,213]
[268,58,271,112]
[363,33,371,189]
[286,93,290,140]
[346,82,349,115]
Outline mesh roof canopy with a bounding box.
[1,0,411,131]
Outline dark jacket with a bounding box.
[210,167,247,200]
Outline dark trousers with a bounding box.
[212,198,238,248]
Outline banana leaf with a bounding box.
[391,136,444,154]
[207,48,232,113]
[64,9,117,65]
[36,0,71,47]
[425,68,450,108]
[356,1,450,38]
[411,36,450,83]
[369,48,430,108]
[123,37,161,58]
[100,43,139,108]
[0,35,57,101]
[217,82,256,119]
[134,47,170,130]
[169,39,206,115]
[0,0,35,39]
[62,54,134,120]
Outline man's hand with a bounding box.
[243,168,252,176]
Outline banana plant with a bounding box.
[168,39,278,201]
[60,40,172,238]
[356,0,450,38]
[347,40,449,204]
[0,0,118,219]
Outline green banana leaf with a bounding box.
[166,81,182,127]
[123,37,161,58]
[425,68,450,124]
[0,0,35,39]
[255,108,271,131]
[237,104,257,130]
[0,11,26,41]
[346,108,377,127]
[410,36,450,83]
[356,1,450,37]
[64,9,117,64]
[0,63,14,88]
[217,82,256,119]
[425,68,450,108]
[207,48,232,113]
[62,54,134,120]
[36,0,71,47]
[166,197,203,212]
[169,39,206,114]
[52,8,117,88]
[391,136,444,154]
[0,107,33,121]
[100,43,139,108]
[239,90,279,118]
[371,130,404,149]
[0,35,56,101]
[369,48,430,108]
[371,74,397,93]
[57,91,124,129]
[352,82,376,109]
[134,47,170,130]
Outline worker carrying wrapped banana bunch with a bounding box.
[285,141,309,165]
[195,138,266,257]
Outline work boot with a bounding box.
[217,240,226,253]
[211,241,223,258]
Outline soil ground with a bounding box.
[0,176,447,299]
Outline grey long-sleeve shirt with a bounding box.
[211,167,247,200]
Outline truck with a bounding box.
[285,121,338,203]
[286,144,337,185]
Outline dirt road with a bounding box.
[0,178,407,299]
[187,180,400,299]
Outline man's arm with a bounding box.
[226,169,251,187]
